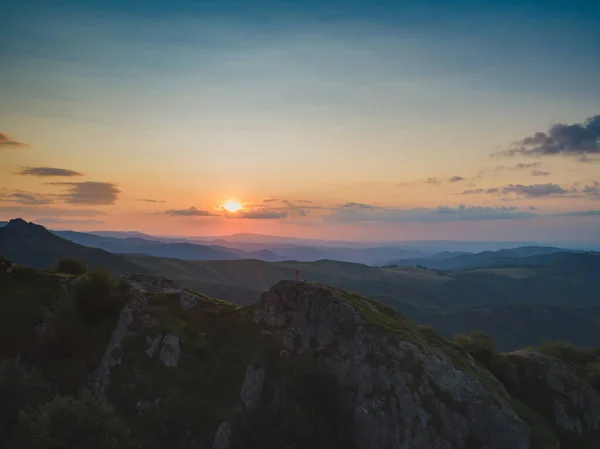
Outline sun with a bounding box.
[223,199,242,213]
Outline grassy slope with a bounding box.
[128,254,600,350]
[0,266,118,395]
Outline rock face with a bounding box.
[89,307,134,403]
[503,350,600,438]
[158,334,181,367]
[249,280,532,449]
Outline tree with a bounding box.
[45,289,86,357]
[73,268,126,326]
[454,330,498,366]
[13,391,137,449]
[54,257,88,276]
[0,358,53,443]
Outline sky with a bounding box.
[1,0,600,242]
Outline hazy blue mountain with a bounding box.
[386,245,582,270]
[54,230,284,261]
[0,219,143,273]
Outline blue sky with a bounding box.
[1,0,599,240]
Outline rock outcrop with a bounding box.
[502,350,600,443]
[84,275,600,449]
[246,280,532,449]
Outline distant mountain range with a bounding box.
[385,245,586,270]
[53,229,432,265]
[53,230,284,262]
[2,218,600,351]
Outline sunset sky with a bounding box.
[2,0,600,241]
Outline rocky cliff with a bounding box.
[80,276,600,448]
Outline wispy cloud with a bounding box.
[0,133,28,149]
[0,206,105,217]
[494,162,542,171]
[461,183,569,198]
[531,170,550,177]
[325,204,537,223]
[17,167,83,177]
[165,207,217,216]
[231,210,289,219]
[501,183,568,197]
[425,177,441,186]
[0,190,57,205]
[139,198,166,203]
[496,114,600,161]
[48,182,120,205]
[340,202,374,209]
[35,217,105,225]
[448,176,465,183]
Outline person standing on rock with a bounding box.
[295,268,300,281]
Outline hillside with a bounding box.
[386,246,582,270]
[3,220,600,350]
[0,219,144,274]
[128,254,600,350]
[1,268,598,448]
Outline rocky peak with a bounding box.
[249,280,532,449]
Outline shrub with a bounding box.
[13,391,137,449]
[537,340,578,363]
[0,358,53,443]
[73,269,126,326]
[454,330,498,367]
[45,289,86,357]
[54,257,88,276]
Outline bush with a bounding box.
[45,289,86,357]
[454,330,498,367]
[0,359,53,443]
[54,257,88,276]
[13,391,137,449]
[73,269,127,326]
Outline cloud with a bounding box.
[494,162,542,171]
[461,188,500,195]
[448,176,465,183]
[500,183,568,198]
[298,209,310,217]
[139,198,166,203]
[325,204,537,223]
[340,202,374,209]
[17,167,83,177]
[0,206,105,217]
[8,192,54,205]
[262,198,280,203]
[234,210,289,219]
[0,190,59,205]
[425,177,441,185]
[48,182,120,205]
[531,170,551,177]
[554,210,600,217]
[0,133,28,149]
[499,114,600,160]
[165,207,217,217]
[462,183,571,198]
[582,181,600,200]
[35,217,105,225]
